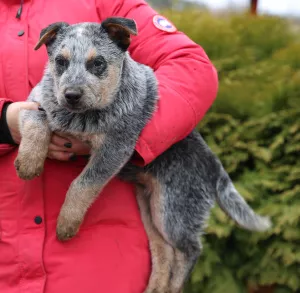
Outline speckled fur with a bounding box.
[15,18,271,293]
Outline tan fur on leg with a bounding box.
[56,133,106,241]
[15,119,51,180]
[56,181,99,241]
[136,187,174,293]
[169,249,188,293]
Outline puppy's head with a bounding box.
[35,18,137,112]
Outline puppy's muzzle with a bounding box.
[64,87,83,105]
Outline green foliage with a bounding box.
[189,110,300,292]
[164,10,298,120]
[161,9,300,293]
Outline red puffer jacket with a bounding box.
[0,0,218,292]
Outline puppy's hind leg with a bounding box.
[136,186,174,293]
[169,239,202,293]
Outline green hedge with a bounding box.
[162,10,300,292]
[164,10,299,120]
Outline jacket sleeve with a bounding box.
[0,98,16,156]
[97,0,218,166]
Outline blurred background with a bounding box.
[146,1,300,293]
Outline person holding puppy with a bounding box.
[0,0,218,292]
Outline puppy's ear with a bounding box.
[34,22,69,50]
[101,17,138,51]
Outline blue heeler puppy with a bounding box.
[14,18,271,293]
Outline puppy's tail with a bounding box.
[216,169,271,232]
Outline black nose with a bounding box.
[65,88,82,104]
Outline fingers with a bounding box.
[48,135,77,161]
[67,138,90,155]
[48,151,77,161]
[18,102,40,111]
[51,133,91,156]
[50,134,72,149]
[48,142,69,152]
[48,134,91,161]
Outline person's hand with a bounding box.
[48,133,91,161]
[6,101,39,144]
[6,102,91,161]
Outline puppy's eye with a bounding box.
[55,56,69,68]
[86,56,107,76]
[94,57,104,67]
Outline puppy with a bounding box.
[15,18,271,293]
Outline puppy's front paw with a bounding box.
[56,210,82,242]
[14,153,44,180]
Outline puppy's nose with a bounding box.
[65,88,82,104]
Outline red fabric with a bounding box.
[0,0,218,293]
